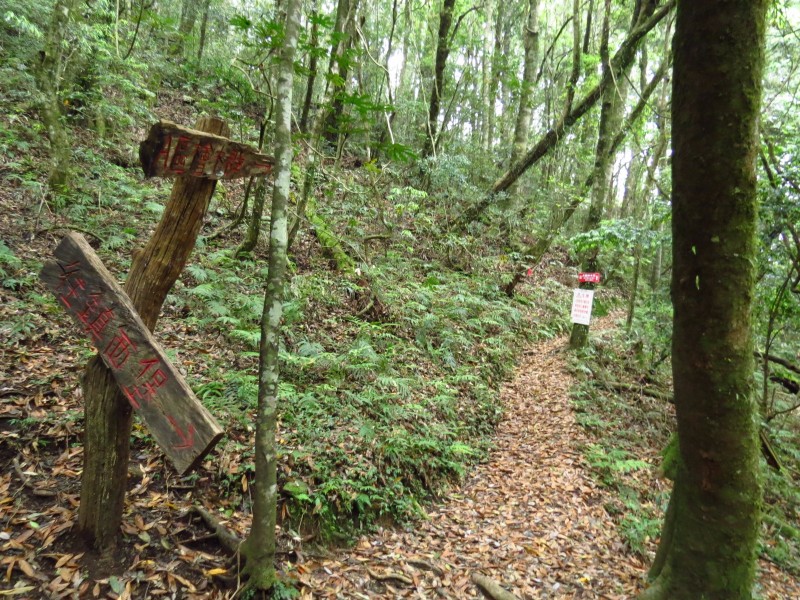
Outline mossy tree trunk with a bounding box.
[640,2,767,598]
[238,0,301,590]
[37,0,80,192]
[502,0,540,239]
[421,0,456,159]
[321,0,360,148]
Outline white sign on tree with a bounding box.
[571,289,595,325]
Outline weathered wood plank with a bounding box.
[139,119,275,180]
[40,233,224,474]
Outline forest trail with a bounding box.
[300,317,799,600]
[301,316,648,599]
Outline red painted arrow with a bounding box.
[167,416,196,450]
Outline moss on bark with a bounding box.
[640,2,767,598]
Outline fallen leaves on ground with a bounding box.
[2,316,798,599]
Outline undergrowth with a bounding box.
[571,316,800,577]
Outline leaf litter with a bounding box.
[1,313,798,599]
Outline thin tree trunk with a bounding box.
[236,121,269,257]
[564,0,582,117]
[196,0,212,61]
[641,1,767,597]
[422,0,456,159]
[238,0,301,589]
[37,0,80,191]
[321,0,360,147]
[299,1,320,133]
[480,0,494,152]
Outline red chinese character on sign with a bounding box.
[104,328,137,369]
[56,261,85,308]
[191,142,215,176]
[137,358,168,400]
[215,149,245,177]
[121,383,145,409]
[77,293,114,340]
[155,135,173,171]
[169,135,193,174]
[578,272,601,284]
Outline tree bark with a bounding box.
[422,0,456,158]
[299,2,320,134]
[196,0,212,61]
[321,0,360,147]
[37,0,80,191]
[175,0,199,55]
[640,1,767,598]
[78,116,228,552]
[239,0,301,589]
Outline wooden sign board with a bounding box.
[40,233,224,474]
[139,120,275,180]
[578,272,601,284]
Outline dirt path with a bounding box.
[299,323,799,600]
[301,323,647,599]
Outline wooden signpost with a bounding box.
[41,233,223,474]
[40,116,277,551]
[139,120,275,180]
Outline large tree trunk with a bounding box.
[238,0,301,590]
[640,1,766,598]
[422,0,456,158]
[78,116,228,551]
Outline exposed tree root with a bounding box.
[472,573,520,600]
[192,505,242,555]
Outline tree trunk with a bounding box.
[196,0,212,61]
[640,1,766,598]
[79,116,228,551]
[509,0,540,171]
[321,0,360,147]
[299,2,320,134]
[175,0,199,55]
[37,0,80,192]
[239,0,301,589]
[564,0,582,118]
[570,0,630,349]
[422,0,456,158]
[484,0,504,153]
[236,121,269,258]
[502,0,540,231]
[236,179,268,257]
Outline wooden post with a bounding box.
[75,116,231,551]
